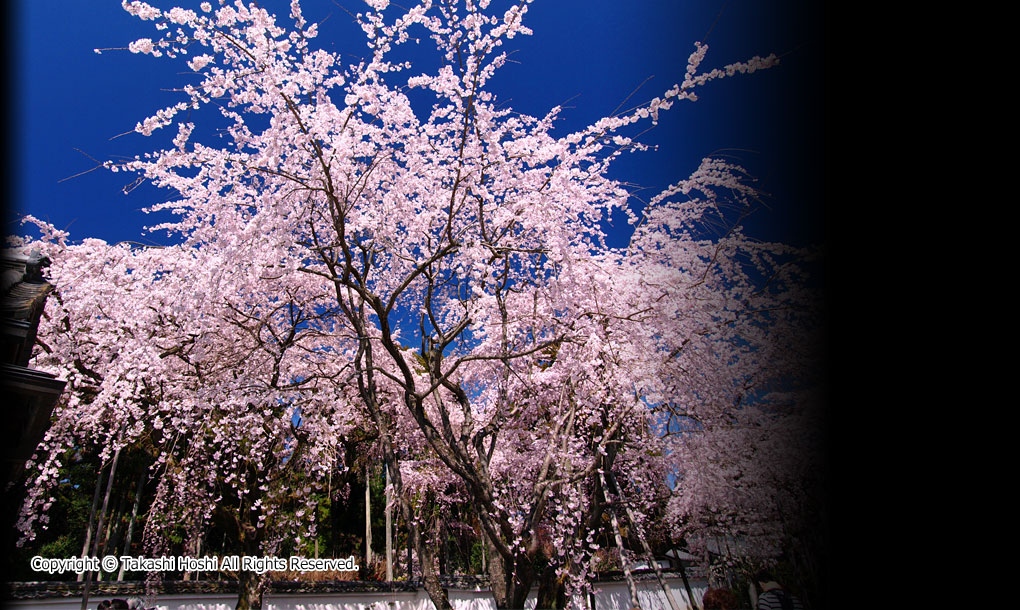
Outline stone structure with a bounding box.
[1,248,65,485]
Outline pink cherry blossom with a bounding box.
[14,2,821,609]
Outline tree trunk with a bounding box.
[191,536,203,581]
[437,514,447,576]
[484,537,535,610]
[407,516,413,580]
[351,333,451,609]
[331,464,341,558]
[393,461,450,609]
[485,537,511,608]
[535,562,566,609]
[232,462,269,610]
[364,409,451,607]
[235,569,266,610]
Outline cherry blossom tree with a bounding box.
[14,222,358,609]
[664,386,826,602]
[14,1,822,609]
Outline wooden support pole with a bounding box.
[606,469,686,610]
[81,446,120,610]
[385,463,393,582]
[78,465,105,582]
[117,469,146,581]
[601,472,640,610]
[365,463,373,569]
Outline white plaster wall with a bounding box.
[5,578,707,610]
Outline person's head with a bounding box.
[756,568,780,587]
[702,587,738,610]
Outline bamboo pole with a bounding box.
[675,548,698,610]
[385,463,393,582]
[406,516,412,581]
[117,469,146,581]
[600,472,640,610]
[81,446,121,610]
[77,463,106,582]
[98,491,126,581]
[365,462,373,569]
[605,469,686,610]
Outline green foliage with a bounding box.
[7,449,99,580]
[468,538,486,574]
[7,445,498,583]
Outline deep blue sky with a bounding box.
[9,0,824,249]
